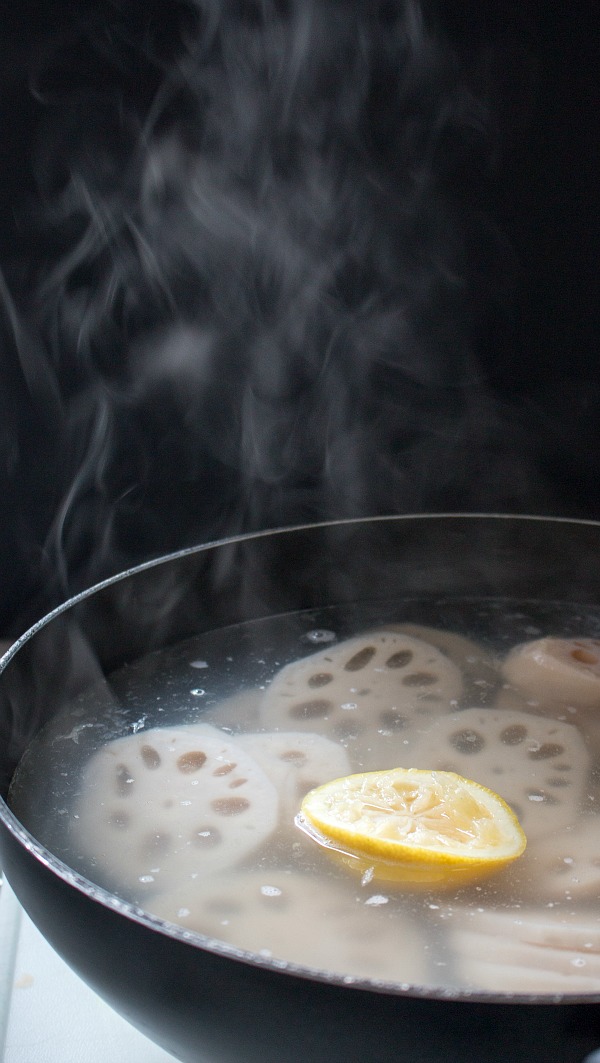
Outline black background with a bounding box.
[0,0,598,633]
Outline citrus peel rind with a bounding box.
[298,767,526,886]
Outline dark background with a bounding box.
[0,0,598,634]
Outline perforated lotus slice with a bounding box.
[146,868,429,983]
[73,723,278,895]
[391,623,499,706]
[259,630,463,768]
[448,907,600,994]
[503,637,600,710]
[235,731,351,825]
[404,707,590,840]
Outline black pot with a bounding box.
[1,515,600,1063]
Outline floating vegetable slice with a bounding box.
[235,731,351,824]
[503,637,600,709]
[73,723,278,894]
[146,869,429,983]
[405,707,589,840]
[448,907,600,994]
[391,624,499,706]
[297,767,526,886]
[451,905,600,953]
[454,959,600,995]
[260,630,462,768]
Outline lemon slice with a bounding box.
[298,768,526,887]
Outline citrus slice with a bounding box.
[297,767,526,887]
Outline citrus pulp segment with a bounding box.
[298,767,526,886]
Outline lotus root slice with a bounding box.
[73,723,279,895]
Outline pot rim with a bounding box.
[2,511,600,1008]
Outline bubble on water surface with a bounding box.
[302,630,336,645]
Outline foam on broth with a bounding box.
[9,597,600,994]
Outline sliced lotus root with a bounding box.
[259,630,463,769]
[404,707,590,839]
[454,955,600,995]
[73,723,278,895]
[518,816,600,900]
[391,624,499,706]
[451,905,600,953]
[503,637,600,711]
[146,869,428,983]
[235,732,351,826]
[494,684,600,772]
[448,907,600,994]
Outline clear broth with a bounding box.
[9,596,600,993]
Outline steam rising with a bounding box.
[0,0,565,630]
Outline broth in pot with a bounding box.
[9,596,600,995]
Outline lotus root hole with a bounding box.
[385,650,413,669]
[213,762,236,776]
[344,647,376,671]
[379,710,408,731]
[279,750,308,765]
[308,673,334,688]
[115,764,135,796]
[402,672,438,687]
[289,699,332,720]
[211,796,251,815]
[191,827,223,848]
[571,647,599,666]
[528,743,566,760]
[450,729,485,754]
[500,725,528,746]
[228,777,248,789]
[177,751,208,773]
[140,745,161,769]
[547,777,570,787]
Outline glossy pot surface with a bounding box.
[1,515,600,1063]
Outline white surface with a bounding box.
[0,883,178,1063]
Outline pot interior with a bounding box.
[2,514,600,1002]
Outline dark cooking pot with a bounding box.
[1,514,600,1063]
